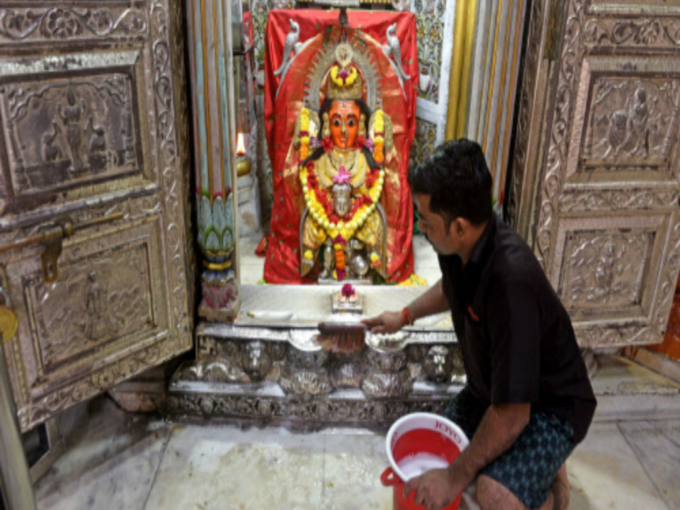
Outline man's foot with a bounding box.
[551,464,570,510]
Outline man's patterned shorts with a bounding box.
[443,386,575,509]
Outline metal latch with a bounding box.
[0,212,124,284]
[0,287,17,344]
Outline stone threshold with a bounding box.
[592,355,680,422]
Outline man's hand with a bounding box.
[362,311,404,334]
[403,468,465,510]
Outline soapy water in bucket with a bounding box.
[383,414,469,510]
[397,453,450,480]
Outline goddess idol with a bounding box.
[263,14,417,284]
[296,43,391,282]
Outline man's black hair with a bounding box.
[303,97,378,169]
[408,138,492,226]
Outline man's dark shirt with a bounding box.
[438,214,596,443]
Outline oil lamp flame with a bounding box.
[236,133,246,156]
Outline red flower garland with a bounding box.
[347,194,373,219]
[365,167,381,188]
[303,155,382,228]
[320,136,333,153]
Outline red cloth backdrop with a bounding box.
[263,10,418,284]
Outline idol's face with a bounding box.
[329,100,361,149]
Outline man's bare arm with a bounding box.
[449,403,531,485]
[363,279,449,334]
[407,279,449,321]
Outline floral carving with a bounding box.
[652,219,680,332]
[151,0,192,339]
[584,18,680,48]
[577,325,659,348]
[0,7,148,41]
[168,392,450,428]
[42,9,81,39]
[559,190,679,212]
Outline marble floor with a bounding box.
[238,233,442,285]
[33,357,680,510]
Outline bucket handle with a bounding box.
[380,467,401,487]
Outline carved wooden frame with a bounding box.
[0,0,194,431]
[510,0,680,348]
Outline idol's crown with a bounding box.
[326,43,363,100]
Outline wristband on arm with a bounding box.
[401,306,413,327]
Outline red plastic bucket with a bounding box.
[381,413,469,510]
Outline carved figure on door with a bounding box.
[602,111,628,159]
[82,270,119,340]
[88,115,108,173]
[628,87,650,158]
[593,241,617,301]
[59,87,86,174]
[588,81,668,164]
[42,122,63,163]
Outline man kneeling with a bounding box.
[364,140,596,510]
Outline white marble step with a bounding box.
[593,356,680,422]
[36,356,680,510]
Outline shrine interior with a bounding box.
[1,0,680,508]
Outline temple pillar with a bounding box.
[463,0,527,202]
[186,0,241,320]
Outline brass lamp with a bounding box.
[236,133,252,178]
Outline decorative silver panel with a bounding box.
[560,230,653,312]
[0,51,146,199]
[168,321,464,426]
[584,17,680,41]
[2,217,172,429]
[27,227,161,371]
[0,7,148,44]
[0,0,193,431]
[510,0,680,348]
[553,214,669,321]
[0,49,151,213]
[167,385,454,430]
[566,57,680,185]
[581,79,678,170]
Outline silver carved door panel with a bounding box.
[0,1,193,431]
[512,0,680,349]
